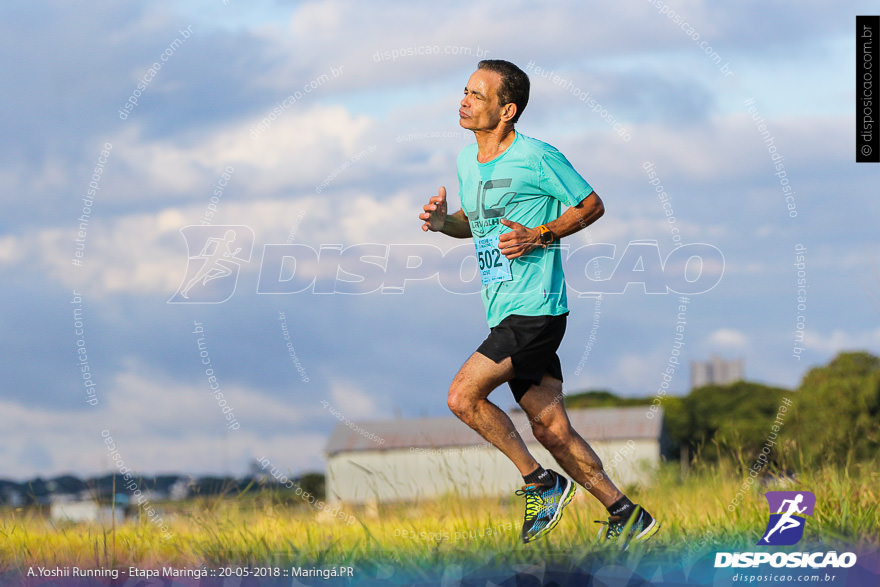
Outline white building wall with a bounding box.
[49,501,124,523]
[326,439,659,504]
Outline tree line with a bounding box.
[566,351,880,468]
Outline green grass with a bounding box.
[1,461,877,574]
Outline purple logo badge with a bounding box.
[758,491,816,546]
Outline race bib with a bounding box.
[474,235,512,286]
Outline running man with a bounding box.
[761,494,807,544]
[418,60,659,545]
[180,229,243,299]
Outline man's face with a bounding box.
[459,68,506,131]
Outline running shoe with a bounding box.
[596,504,659,548]
[515,470,576,543]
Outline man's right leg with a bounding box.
[446,352,540,477]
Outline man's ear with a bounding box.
[500,102,517,123]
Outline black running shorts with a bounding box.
[476,313,568,403]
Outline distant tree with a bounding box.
[153,475,184,493]
[90,474,117,498]
[659,395,687,460]
[296,473,325,501]
[670,381,790,464]
[0,480,25,506]
[25,477,50,504]
[564,390,652,409]
[791,351,880,464]
[49,475,87,495]
[189,476,241,497]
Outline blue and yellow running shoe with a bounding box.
[596,505,660,549]
[515,469,576,543]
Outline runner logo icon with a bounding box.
[759,491,815,546]
[168,225,254,304]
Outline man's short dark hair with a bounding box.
[478,59,530,124]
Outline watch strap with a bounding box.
[538,224,553,246]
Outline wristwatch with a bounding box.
[538,224,554,247]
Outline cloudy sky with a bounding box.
[1,0,877,481]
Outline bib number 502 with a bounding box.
[478,248,503,270]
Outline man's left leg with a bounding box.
[447,352,573,543]
[518,375,660,546]
[516,374,622,506]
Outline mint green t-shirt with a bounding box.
[457,132,594,327]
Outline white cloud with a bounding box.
[327,379,379,420]
[608,349,691,395]
[106,104,376,204]
[0,235,16,263]
[804,327,880,356]
[706,328,749,350]
[25,190,433,298]
[615,353,659,390]
[0,363,328,479]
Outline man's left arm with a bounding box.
[498,191,604,260]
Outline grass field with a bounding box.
[2,460,878,578]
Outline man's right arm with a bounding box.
[419,185,472,238]
[440,209,472,238]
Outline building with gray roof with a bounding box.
[325,406,664,504]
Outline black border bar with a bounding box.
[857,15,879,162]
